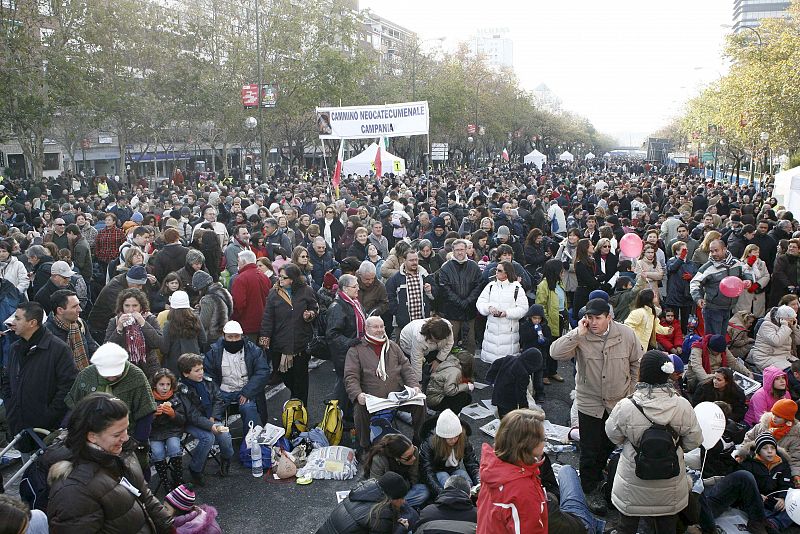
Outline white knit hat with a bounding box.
[91,343,129,377]
[776,305,797,320]
[169,291,191,310]
[435,409,462,439]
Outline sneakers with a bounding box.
[550,373,565,383]
[585,487,607,516]
[542,377,551,385]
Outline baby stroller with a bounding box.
[0,427,63,507]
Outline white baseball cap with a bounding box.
[51,261,77,278]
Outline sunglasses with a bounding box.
[280,275,290,280]
[399,445,418,462]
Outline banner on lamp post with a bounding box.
[316,101,429,139]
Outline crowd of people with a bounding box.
[0,161,799,533]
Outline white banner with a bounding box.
[316,101,429,139]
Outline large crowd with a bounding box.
[0,161,798,533]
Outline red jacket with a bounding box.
[656,319,683,352]
[477,443,547,534]
[231,263,271,334]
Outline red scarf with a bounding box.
[338,290,366,337]
[770,416,793,441]
[692,334,728,374]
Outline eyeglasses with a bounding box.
[325,210,334,214]
[280,275,291,280]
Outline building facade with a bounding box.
[733,0,791,30]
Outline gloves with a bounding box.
[160,403,175,418]
[680,248,688,260]
[748,283,760,293]
[682,272,693,281]
[747,255,758,266]
[279,353,295,373]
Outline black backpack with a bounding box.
[629,397,680,480]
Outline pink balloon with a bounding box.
[619,233,643,258]
[719,276,744,298]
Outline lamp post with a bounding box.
[719,139,727,182]
[760,131,769,183]
[253,0,265,178]
[721,24,763,46]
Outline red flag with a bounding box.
[502,148,509,161]
[332,140,344,194]
[374,145,382,177]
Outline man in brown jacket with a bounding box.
[344,316,425,449]
[357,261,389,317]
[550,298,642,515]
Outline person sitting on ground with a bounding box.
[363,433,430,509]
[737,399,800,488]
[749,305,800,372]
[656,308,684,356]
[163,484,222,534]
[744,366,792,426]
[692,367,748,423]
[736,433,794,531]
[415,475,477,534]
[685,334,753,390]
[315,472,418,534]
[425,348,475,415]
[0,494,49,534]
[486,347,543,418]
[419,409,480,499]
[727,310,756,362]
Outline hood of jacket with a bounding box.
[348,478,386,503]
[479,443,540,489]
[434,485,476,511]
[762,366,787,392]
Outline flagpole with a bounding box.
[319,138,330,196]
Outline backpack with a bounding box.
[282,398,308,439]
[629,397,680,480]
[318,400,344,446]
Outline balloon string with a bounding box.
[700,447,707,479]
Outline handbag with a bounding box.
[306,316,330,360]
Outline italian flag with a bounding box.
[502,148,509,161]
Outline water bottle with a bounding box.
[250,441,263,478]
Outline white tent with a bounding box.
[773,165,800,214]
[559,151,574,162]
[585,152,596,160]
[523,149,547,168]
[603,152,611,158]
[342,143,406,177]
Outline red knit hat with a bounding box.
[772,398,798,421]
[323,271,338,290]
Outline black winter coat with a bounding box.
[260,284,319,354]
[203,337,270,408]
[47,445,173,533]
[692,379,747,423]
[88,273,129,333]
[739,451,792,501]
[0,327,77,438]
[486,352,539,412]
[44,316,99,360]
[665,256,698,308]
[325,296,361,370]
[572,260,601,314]
[150,390,187,441]
[419,427,480,497]
[416,486,477,534]
[178,377,226,431]
[437,259,483,321]
[151,242,189,283]
[315,478,399,534]
[309,247,340,291]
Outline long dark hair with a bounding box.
[633,288,658,318]
[200,231,221,279]
[167,307,202,338]
[574,238,594,267]
[498,260,517,282]
[543,258,563,291]
[65,393,129,459]
[363,434,414,478]
[714,367,738,399]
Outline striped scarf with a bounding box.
[53,315,89,370]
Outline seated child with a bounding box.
[737,433,794,530]
[657,308,684,356]
[150,368,188,492]
[164,484,222,534]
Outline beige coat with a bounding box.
[686,346,751,390]
[344,339,419,402]
[425,353,469,407]
[550,321,643,418]
[749,318,800,371]
[738,411,800,476]
[605,386,703,517]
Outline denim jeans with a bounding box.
[405,483,431,508]
[557,465,606,534]
[185,424,234,473]
[766,509,794,529]
[702,307,730,336]
[219,389,260,433]
[436,469,471,488]
[699,470,766,531]
[149,436,182,462]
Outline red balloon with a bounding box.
[619,233,643,258]
[719,276,744,298]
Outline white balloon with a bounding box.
[694,402,726,449]
[785,488,800,525]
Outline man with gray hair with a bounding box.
[357,261,388,318]
[263,217,292,258]
[436,239,484,354]
[26,244,55,298]
[368,221,389,259]
[231,249,271,341]
[192,205,228,249]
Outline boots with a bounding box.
[169,456,184,488]
[153,460,172,492]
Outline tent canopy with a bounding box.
[585,152,596,160]
[559,151,574,162]
[524,149,547,168]
[773,165,800,214]
[342,142,406,177]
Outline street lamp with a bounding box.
[719,139,727,182]
[721,24,763,47]
[760,131,770,180]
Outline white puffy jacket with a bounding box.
[476,279,529,363]
[0,256,29,295]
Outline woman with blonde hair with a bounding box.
[625,288,672,351]
[691,230,721,266]
[635,242,664,294]
[737,243,770,316]
[419,409,480,498]
[477,408,548,534]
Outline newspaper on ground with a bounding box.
[460,403,494,420]
[544,420,572,443]
[365,386,427,413]
[472,381,490,390]
[480,418,501,438]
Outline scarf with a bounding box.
[53,315,89,370]
[123,317,148,365]
[770,416,793,441]
[338,290,366,337]
[404,267,424,322]
[181,377,212,417]
[153,389,175,417]
[692,334,728,374]
[367,332,389,381]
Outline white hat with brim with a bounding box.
[91,342,129,377]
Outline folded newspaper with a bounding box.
[364,386,427,413]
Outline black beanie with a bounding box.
[638,350,673,385]
[377,472,410,500]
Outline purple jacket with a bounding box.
[173,504,221,534]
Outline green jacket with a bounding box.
[66,362,156,432]
[535,279,563,335]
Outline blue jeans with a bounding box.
[405,483,431,508]
[149,436,182,462]
[557,465,605,534]
[436,469,471,488]
[766,508,794,529]
[219,389,260,433]
[700,470,766,531]
[185,424,234,473]
[702,307,730,336]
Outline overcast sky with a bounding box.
[361,0,732,146]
